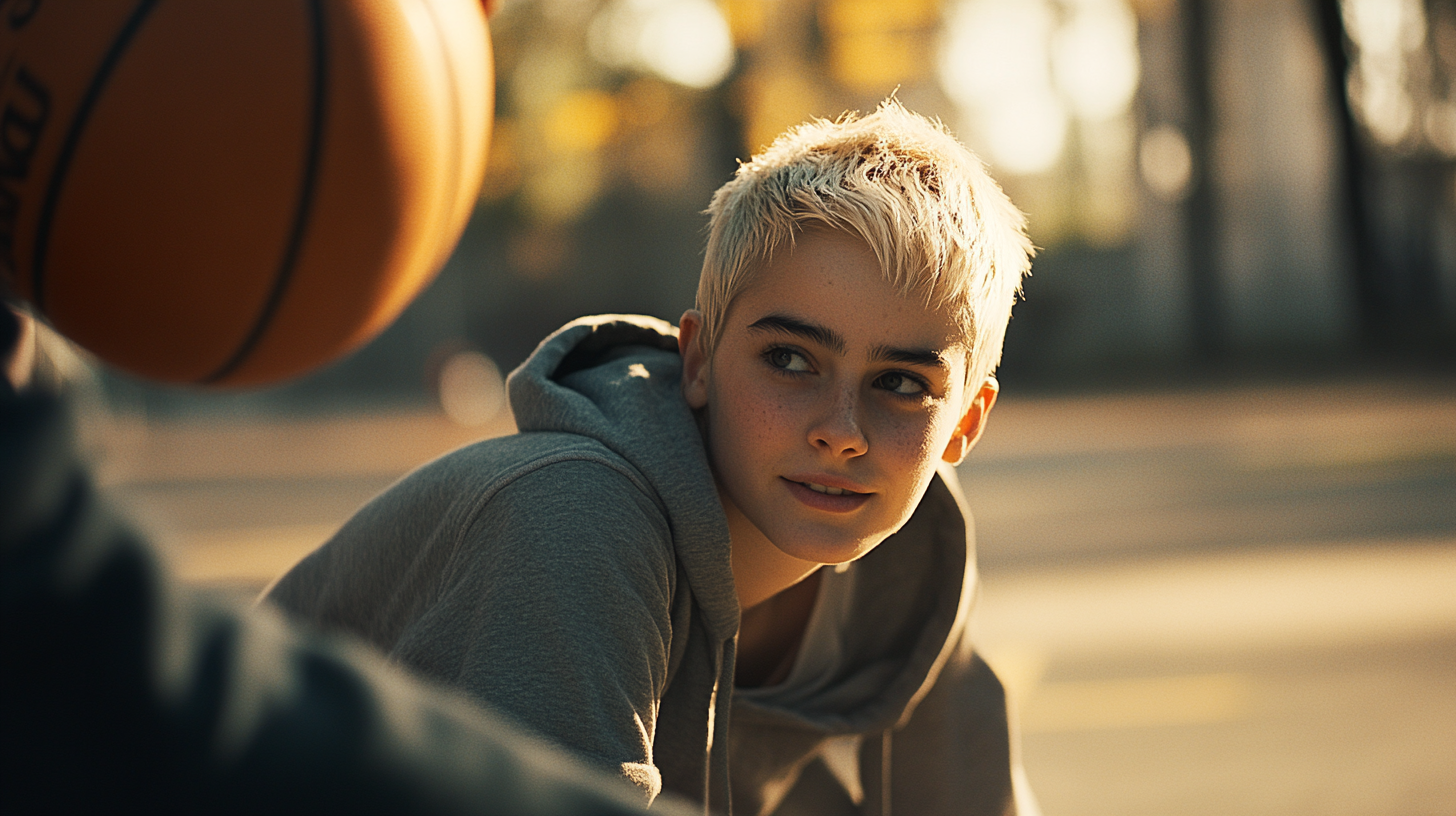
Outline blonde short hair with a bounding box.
[696,99,1032,389]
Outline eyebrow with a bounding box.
[746,313,951,373]
[747,314,846,354]
[871,344,951,372]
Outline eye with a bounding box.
[875,371,926,396]
[765,347,812,372]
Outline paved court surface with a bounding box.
[92,373,1456,816]
[955,375,1456,815]
[970,545,1456,816]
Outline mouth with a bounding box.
[783,477,872,512]
[799,481,859,496]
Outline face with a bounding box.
[680,228,997,565]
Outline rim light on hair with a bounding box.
[696,98,1034,389]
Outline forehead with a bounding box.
[727,229,971,365]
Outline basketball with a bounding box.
[0,0,492,387]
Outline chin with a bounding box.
[771,528,886,566]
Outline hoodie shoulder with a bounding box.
[502,314,737,641]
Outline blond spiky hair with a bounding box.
[696,99,1033,389]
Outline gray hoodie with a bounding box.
[265,315,1020,816]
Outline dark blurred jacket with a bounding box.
[0,306,687,815]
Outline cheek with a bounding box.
[867,407,955,489]
[708,372,799,462]
[869,403,946,458]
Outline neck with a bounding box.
[719,488,826,687]
[720,490,823,612]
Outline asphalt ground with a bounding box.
[92,373,1456,816]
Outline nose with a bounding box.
[808,385,868,457]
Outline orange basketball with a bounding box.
[0,0,492,386]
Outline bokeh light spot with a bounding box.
[590,0,734,89]
[1140,124,1193,200]
[438,351,506,427]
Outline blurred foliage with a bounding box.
[99,0,1454,416]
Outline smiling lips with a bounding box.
[784,477,872,512]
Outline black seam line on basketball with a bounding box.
[417,0,463,268]
[31,0,160,311]
[203,0,327,385]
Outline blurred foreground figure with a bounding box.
[0,0,684,810]
[0,307,683,815]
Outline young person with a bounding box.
[265,100,1036,816]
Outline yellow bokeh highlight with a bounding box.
[819,0,938,91]
[720,0,768,47]
[523,152,603,225]
[827,31,926,91]
[620,78,674,131]
[544,90,620,155]
[819,0,938,34]
[738,69,823,154]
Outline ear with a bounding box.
[941,376,999,465]
[677,310,711,409]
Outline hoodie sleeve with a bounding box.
[389,456,678,804]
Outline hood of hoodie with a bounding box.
[507,314,740,642]
[507,313,975,738]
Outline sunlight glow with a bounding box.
[939,0,1067,174]
[939,0,1139,176]
[1341,0,1427,146]
[589,0,735,89]
[939,0,1056,110]
[985,92,1070,176]
[1052,0,1140,121]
